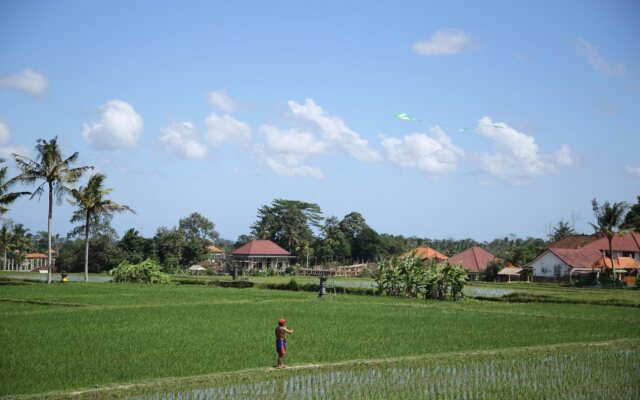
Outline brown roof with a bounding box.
[232,240,291,256]
[449,247,498,273]
[547,235,597,249]
[548,248,603,269]
[581,232,640,252]
[206,245,224,253]
[590,256,640,270]
[26,253,47,259]
[402,246,448,261]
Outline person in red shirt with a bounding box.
[275,318,293,368]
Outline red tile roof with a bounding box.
[547,235,597,249]
[232,240,291,256]
[548,248,603,269]
[402,246,448,261]
[206,245,224,253]
[581,232,640,252]
[590,256,640,269]
[449,247,499,273]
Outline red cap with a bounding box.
[278,319,285,326]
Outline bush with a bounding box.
[216,280,254,289]
[110,259,171,284]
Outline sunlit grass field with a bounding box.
[1,281,639,398]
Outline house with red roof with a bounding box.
[526,248,603,281]
[449,247,500,281]
[580,232,640,260]
[231,240,294,272]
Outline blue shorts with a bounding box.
[276,338,286,355]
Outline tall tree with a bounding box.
[11,223,32,268]
[0,224,11,269]
[118,228,152,264]
[591,199,629,276]
[68,173,134,282]
[621,196,640,232]
[251,199,323,260]
[11,136,93,284]
[178,212,220,266]
[547,219,577,243]
[153,227,186,273]
[178,212,219,243]
[0,159,29,215]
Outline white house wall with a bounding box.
[530,252,570,278]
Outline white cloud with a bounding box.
[0,119,10,146]
[574,38,625,76]
[412,29,473,56]
[158,122,207,160]
[0,69,49,97]
[204,112,252,147]
[255,125,326,178]
[380,126,463,176]
[626,165,640,178]
[0,118,30,158]
[260,125,326,155]
[287,98,381,162]
[207,89,238,113]
[81,100,144,150]
[476,117,576,183]
[258,149,324,179]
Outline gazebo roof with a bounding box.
[590,256,639,270]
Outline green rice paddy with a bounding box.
[1,280,639,398]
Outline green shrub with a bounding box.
[216,280,254,288]
[110,259,171,284]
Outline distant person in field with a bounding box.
[275,318,293,368]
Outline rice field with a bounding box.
[1,281,639,399]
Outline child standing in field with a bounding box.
[275,318,293,368]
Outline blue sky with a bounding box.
[0,0,638,242]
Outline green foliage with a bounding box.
[110,259,171,284]
[152,227,186,272]
[118,228,152,264]
[483,259,506,282]
[251,199,323,262]
[621,196,640,232]
[377,255,467,301]
[422,259,467,301]
[217,280,254,288]
[547,218,577,242]
[0,159,29,215]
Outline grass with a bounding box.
[1,281,639,398]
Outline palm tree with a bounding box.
[591,199,629,280]
[68,173,134,282]
[0,159,29,215]
[0,224,11,270]
[10,223,31,270]
[11,137,92,284]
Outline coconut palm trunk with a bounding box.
[47,181,53,285]
[84,211,90,283]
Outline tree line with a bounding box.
[1,137,638,281]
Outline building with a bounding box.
[526,248,603,281]
[580,232,640,260]
[231,240,294,272]
[206,244,226,262]
[449,247,499,281]
[547,235,597,249]
[402,246,448,263]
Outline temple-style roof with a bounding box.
[206,245,225,253]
